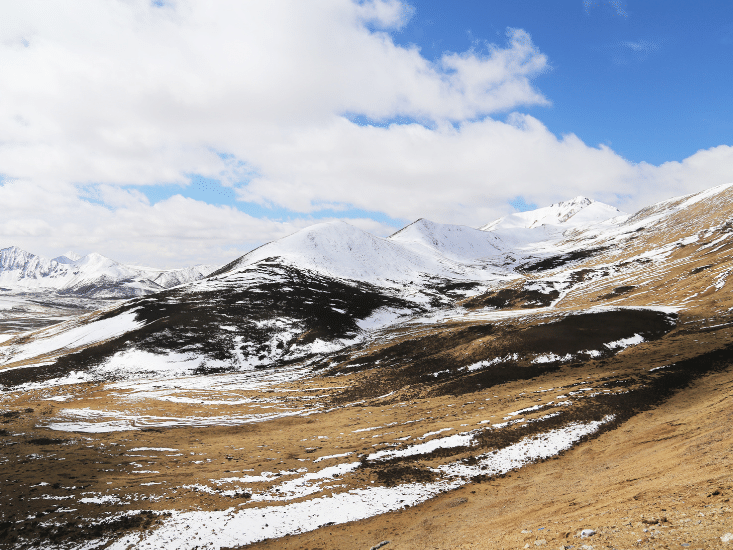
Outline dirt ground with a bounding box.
[1,312,733,549]
[243,363,733,550]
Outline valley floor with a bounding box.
[246,362,733,550]
[1,310,733,549]
[0,292,117,334]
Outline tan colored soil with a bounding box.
[244,363,733,550]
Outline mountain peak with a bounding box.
[63,251,82,261]
[0,246,41,270]
[551,196,594,208]
[480,196,625,232]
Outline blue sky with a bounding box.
[135,0,733,217]
[397,0,733,164]
[1,0,732,267]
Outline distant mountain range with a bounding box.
[0,246,217,298]
[0,195,623,300]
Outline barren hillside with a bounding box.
[1,186,732,549]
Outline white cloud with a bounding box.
[237,115,733,227]
[0,179,403,268]
[355,0,414,29]
[0,176,412,268]
[628,145,733,210]
[0,0,550,187]
[0,0,730,267]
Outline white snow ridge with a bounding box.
[0,245,216,297]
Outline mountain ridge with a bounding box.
[0,245,217,298]
[479,195,627,232]
[2,183,733,549]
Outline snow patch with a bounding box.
[356,307,414,330]
[5,310,143,365]
[107,417,612,550]
[531,353,573,364]
[604,333,644,350]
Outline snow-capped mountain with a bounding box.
[475,196,629,253]
[0,246,217,298]
[480,196,627,232]
[5,183,733,376]
[214,219,511,287]
[210,199,625,288]
[150,265,217,288]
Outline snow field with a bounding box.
[106,417,612,550]
[4,310,143,365]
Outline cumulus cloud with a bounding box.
[0,179,399,267]
[237,115,733,227]
[0,0,730,266]
[0,0,550,187]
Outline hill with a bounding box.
[1,184,733,549]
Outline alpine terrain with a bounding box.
[1,185,733,549]
[0,247,216,333]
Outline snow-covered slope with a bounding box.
[0,246,217,297]
[218,220,511,286]
[388,218,504,262]
[481,197,627,233]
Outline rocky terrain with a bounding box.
[1,186,732,549]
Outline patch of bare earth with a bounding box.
[241,356,733,550]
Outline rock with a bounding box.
[534,539,547,546]
[522,530,533,534]
[580,529,596,538]
[722,533,733,543]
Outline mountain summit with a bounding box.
[480,196,627,232]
